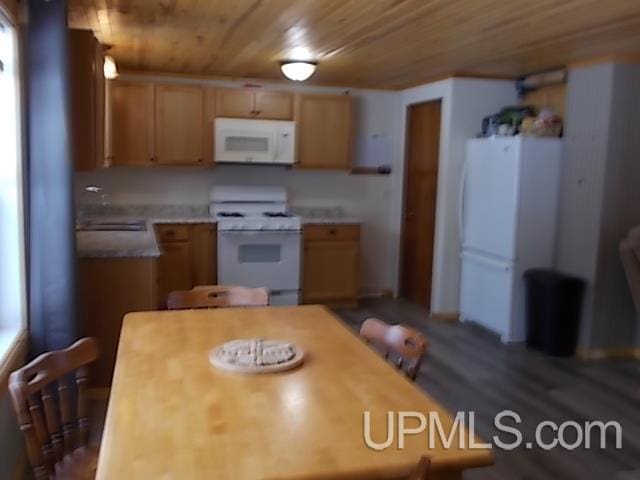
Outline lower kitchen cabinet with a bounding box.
[156,239,192,308]
[156,223,217,308]
[79,257,157,387]
[302,224,360,307]
[191,224,217,285]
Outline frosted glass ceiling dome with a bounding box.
[280,61,317,82]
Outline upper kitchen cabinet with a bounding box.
[295,94,353,170]
[254,91,294,120]
[216,88,293,120]
[155,84,206,165]
[111,81,156,166]
[69,29,105,171]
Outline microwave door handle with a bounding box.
[271,132,278,162]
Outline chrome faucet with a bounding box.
[84,185,110,207]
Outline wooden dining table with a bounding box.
[96,305,493,480]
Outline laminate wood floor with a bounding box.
[335,299,640,480]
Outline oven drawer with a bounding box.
[304,224,360,241]
[155,224,190,242]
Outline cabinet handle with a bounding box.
[150,156,157,163]
[329,229,337,235]
[165,230,175,237]
[255,110,261,115]
[197,158,203,163]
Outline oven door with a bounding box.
[217,230,301,291]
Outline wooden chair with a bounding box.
[8,337,100,480]
[360,318,428,381]
[167,285,270,310]
[408,456,431,479]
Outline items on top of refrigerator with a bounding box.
[519,107,563,137]
[481,105,535,137]
[480,105,563,138]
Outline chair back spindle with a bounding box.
[9,338,99,479]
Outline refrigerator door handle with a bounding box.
[458,159,469,246]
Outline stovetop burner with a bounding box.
[263,212,292,218]
[218,212,245,218]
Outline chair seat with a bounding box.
[55,447,99,480]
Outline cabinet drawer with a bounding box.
[155,224,189,242]
[304,224,360,241]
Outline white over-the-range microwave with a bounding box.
[214,118,296,165]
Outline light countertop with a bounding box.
[76,205,361,259]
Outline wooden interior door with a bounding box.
[155,84,205,165]
[401,100,441,307]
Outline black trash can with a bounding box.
[524,269,586,357]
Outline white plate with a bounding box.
[209,338,305,374]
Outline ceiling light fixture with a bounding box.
[103,55,119,79]
[280,60,317,82]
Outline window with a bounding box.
[0,11,26,362]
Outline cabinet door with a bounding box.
[303,239,359,305]
[112,81,156,166]
[155,84,205,165]
[191,224,217,286]
[296,94,353,169]
[94,41,105,168]
[69,30,101,171]
[79,258,156,387]
[157,240,193,308]
[254,91,293,120]
[216,89,255,118]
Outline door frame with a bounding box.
[398,99,443,307]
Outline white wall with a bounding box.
[557,63,640,350]
[77,75,403,295]
[394,78,517,313]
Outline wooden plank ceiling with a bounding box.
[68,0,640,89]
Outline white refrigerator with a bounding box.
[459,136,562,342]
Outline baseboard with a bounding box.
[430,311,459,322]
[358,288,394,300]
[576,347,640,360]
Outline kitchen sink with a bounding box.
[76,219,147,232]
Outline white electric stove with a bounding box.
[210,186,301,306]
